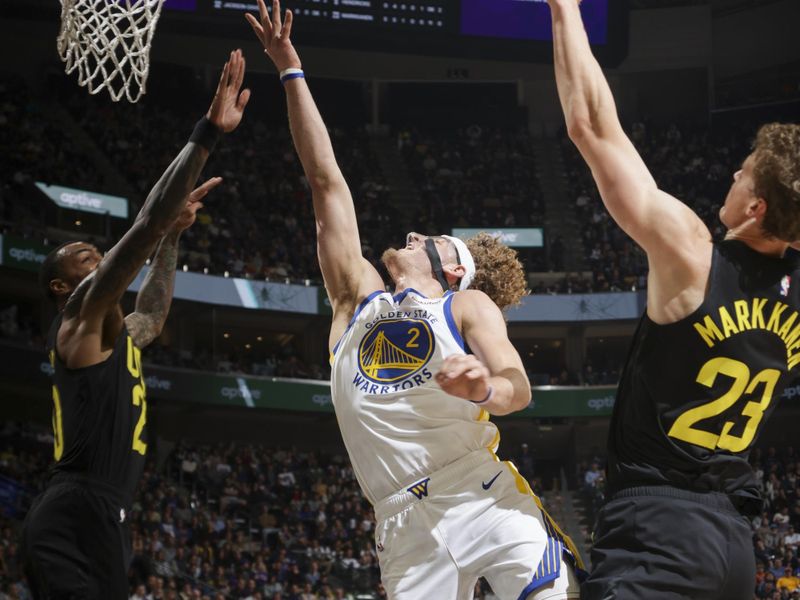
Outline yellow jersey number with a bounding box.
[49,340,148,460]
[49,351,64,461]
[667,356,780,453]
[127,336,148,456]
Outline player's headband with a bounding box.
[424,235,476,293]
[443,235,476,291]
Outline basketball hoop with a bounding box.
[57,0,165,103]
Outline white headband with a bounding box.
[442,235,476,291]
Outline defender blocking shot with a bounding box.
[546,1,800,598]
[21,51,250,599]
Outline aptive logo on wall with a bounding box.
[220,386,262,401]
[35,182,129,218]
[312,394,332,407]
[587,395,615,411]
[144,375,172,391]
[9,247,46,265]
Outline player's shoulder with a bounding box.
[450,289,503,321]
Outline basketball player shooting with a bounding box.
[247,2,583,598]
[547,1,800,598]
[21,50,250,599]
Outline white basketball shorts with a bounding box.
[373,449,582,600]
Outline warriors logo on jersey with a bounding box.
[352,316,436,394]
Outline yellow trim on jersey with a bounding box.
[503,460,586,570]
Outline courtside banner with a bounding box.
[128,268,320,314]
[451,228,544,248]
[0,342,620,417]
[0,235,48,272]
[35,182,129,219]
[0,234,644,320]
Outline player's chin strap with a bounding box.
[425,238,451,292]
[425,236,477,293]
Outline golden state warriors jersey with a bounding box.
[330,288,499,505]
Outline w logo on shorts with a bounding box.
[407,477,431,500]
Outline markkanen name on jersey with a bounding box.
[694,298,800,368]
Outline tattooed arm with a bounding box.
[57,51,250,369]
[125,178,221,348]
[125,232,181,348]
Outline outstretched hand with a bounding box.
[207,50,250,133]
[172,177,222,233]
[246,0,302,72]
[435,354,492,404]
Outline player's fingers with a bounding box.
[229,50,240,88]
[272,0,282,37]
[192,177,223,199]
[233,50,245,90]
[257,0,270,28]
[237,88,251,111]
[443,362,473,381]
[283,9,293,40]
[463,367,488,381]
[215,59,230,95]
[245,13,265,45]
[444,353,479,372]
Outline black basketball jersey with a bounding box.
[45,315,148,505]
[608,240,800,508]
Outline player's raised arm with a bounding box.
[435,290,531,416]
[75,52,250,324]
[548,1,710,286]
[246,0,383,331]
[124,177,222,348]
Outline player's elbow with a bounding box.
[307,163,344,193]
[515,386,532,412]
[566,116,598,146]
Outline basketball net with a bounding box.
[57,0,165,103]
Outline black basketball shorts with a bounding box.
[581,486,755,600]
[21,477,132,600]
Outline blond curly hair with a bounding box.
[465,232,528,310]
[754,123,800,241]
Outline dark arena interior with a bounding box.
[0,0,799,598]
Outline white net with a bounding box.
[57,0,165,103]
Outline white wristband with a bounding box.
[279,67,304,84]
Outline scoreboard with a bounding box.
[163,0,624,64]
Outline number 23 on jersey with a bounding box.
[667,356,779,453]
[49,337,148,460]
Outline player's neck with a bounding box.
[392,275,447,299]
[724,227,790,258]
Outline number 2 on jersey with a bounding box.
[667,356,780,453]
[127,337,147,455]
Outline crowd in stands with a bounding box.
[397,126,544,225]
[2,69,775,295]
[579,445,800,600]
[61,82,394,284]
[0,425,533,599]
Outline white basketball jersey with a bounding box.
[330,288,500,505]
